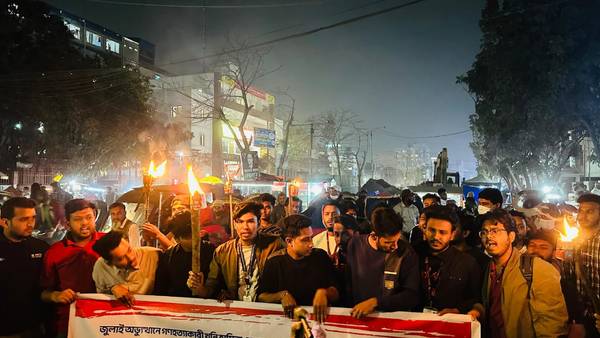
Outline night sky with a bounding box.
[45,0,483,179]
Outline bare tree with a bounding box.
[350,129,368,190]
[313,110,360,188]
[170,36,280,177]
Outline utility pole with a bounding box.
[276,94,295,177]
[310,123,314,180]
[368,126,385,179]
[288,123,314,181]
[370,130,374,179]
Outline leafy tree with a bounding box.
[0,1,184,178]
[552,1,600,163]
[458,0,587,192]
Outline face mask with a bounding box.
[478,205,491,215]
[535,218,555,230]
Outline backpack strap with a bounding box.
[520,254,534,299]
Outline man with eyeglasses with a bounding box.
[414,205,483,319]
[480,209,567,338]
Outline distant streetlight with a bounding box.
[14,122,22,130]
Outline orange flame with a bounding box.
[560,217,579,242]
[187,166,203,195]
[148,160,167,178]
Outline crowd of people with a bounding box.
[1,184,600,338]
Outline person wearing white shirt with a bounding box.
[393,189,419,235]
[312,201,340,258]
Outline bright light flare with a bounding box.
[560,217,579,242]
[187,166,203,196]
[148,160,167,178]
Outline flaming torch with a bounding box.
[141,160,166,247]
[187,166,206,296]
[142,160,166,222]
[560,218,579,243]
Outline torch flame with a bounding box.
[560,217,579,242]
[187,166,203,195]
[148,160,167,178]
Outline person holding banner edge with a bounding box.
[257,214,339,323]
[40,199,104,338]
[346,206,420,319]
[91,231,161,306]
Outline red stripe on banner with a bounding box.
[76,299,282,319]
[76,299,471,337]
[323,314,471,337]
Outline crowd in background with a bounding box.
[1,182,600,338]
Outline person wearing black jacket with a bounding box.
[153,211,214,297]
[0,197,49,337]
[415,205,483,320]
[345,207,420,319]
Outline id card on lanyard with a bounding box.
[237,242,256,301]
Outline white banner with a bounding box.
[69,294,480,338]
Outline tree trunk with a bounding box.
[277,102,294,177]
[335,149,342,187]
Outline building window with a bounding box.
[106,39,120,54]
[86,31,103,47]
[64,21,81,40]
[199,134,205,147]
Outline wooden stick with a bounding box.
[229,193,235,237]
[190,192,201,296]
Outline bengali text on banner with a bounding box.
[68,294,481,338]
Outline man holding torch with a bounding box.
[186,202,284,301]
